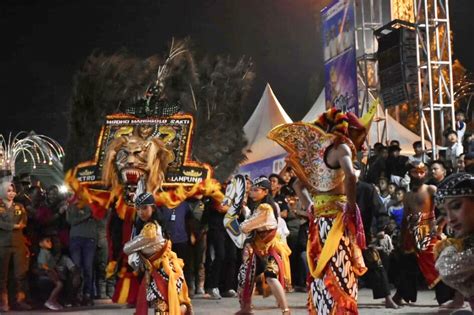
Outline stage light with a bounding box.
[59,184,69,194]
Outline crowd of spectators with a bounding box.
[0,175,87,311]
[0,110,472,312]
[356,110,473,308]
[0,167,310,311]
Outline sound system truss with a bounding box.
[414,0,455,159]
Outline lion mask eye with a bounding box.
[116,149,128,163]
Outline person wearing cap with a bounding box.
[434,173,474,311]
[12,173,31,209]
[392,161,455,306]
[18,173,32,191]
[123,192,192,315]
[236,176,292,315]
[367,145,388,184]
[269,106,375,314]
[386,144,409,186]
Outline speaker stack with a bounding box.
[375,20,417,108]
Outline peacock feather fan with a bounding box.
[65,38,254,182]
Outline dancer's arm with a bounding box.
[292,178,312,210]
[335,144,357,207]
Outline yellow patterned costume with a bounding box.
[269,106,375,314]
[123,221,192,315]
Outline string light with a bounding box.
[0,131,64,176]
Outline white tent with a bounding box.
[302,89,431,154]
[242,84,293,165]
[302,88,326,122]
[371,109,435,154]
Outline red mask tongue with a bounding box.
[126,172,139,185]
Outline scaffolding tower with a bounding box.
[414,0,455,159]
[354,0,386,143]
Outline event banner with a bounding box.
[321,0,358,115]
[75,113,211,186]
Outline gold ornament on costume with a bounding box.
[268,101,376,192]
[269,122,352,193]
[182,170,202,177]
[141,222,158,239]
[347,100,377,150]
[114,126,134,138]
[157,126,177,144]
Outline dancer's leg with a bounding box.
[266,277,290,313]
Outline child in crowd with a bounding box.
[385,182,399,210]
[37,236,64,311]
[387,182,397,200]
[375,229,394,257]
[388,187,406,229]
[455,110,466,142]
[377,177,391,207]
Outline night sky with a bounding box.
[1,0,473,145]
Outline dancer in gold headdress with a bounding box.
[269,105,376,314]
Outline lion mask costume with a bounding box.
[102,135,174,204]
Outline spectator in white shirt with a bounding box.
[444,129,464,169]
[408,141,431,164]
[455,110,466,142]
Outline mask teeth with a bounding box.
[125,170,140,185]
[121,171,128,182]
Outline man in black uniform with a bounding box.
[0,181,32,311]
[354,162,398,309]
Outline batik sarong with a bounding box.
[237,229,291,306]
[307,195,366,315]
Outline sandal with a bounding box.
[281,308,291,315]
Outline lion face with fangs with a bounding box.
[102,135,173,204]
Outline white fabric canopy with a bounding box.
[302,88,326,122]
[371,108,433,154]
[302,89,431,155]
[242,84,293,165]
